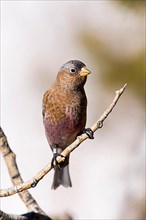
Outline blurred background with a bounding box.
[1,1,145,219]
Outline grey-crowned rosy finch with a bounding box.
[42,60,93,189]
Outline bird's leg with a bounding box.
[51,147,66,170]
[82,128,94,139]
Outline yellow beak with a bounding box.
[80,67,91,77]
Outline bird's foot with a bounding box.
[51,153,66,170]
[83,128,94,139]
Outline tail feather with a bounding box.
[51,165,72,190]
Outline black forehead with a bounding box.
[61,60,86,70]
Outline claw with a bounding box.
[51,153,66,169]
[83,128,94,139]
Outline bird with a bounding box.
[42,60,93,189]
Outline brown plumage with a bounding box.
[42,60,91,189]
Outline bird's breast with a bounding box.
[43,88,87,149]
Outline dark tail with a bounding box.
[51,164,72,190]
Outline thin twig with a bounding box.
[0,84,127,197]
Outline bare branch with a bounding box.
[0,84,127,197]
[0,129,47,215]
[0,210,51,220]
[0,209,27,220]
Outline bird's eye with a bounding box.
[70,68,76,73]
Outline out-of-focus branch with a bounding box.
[0,84,127,197]
[0,210,51,220]
[0,128,48,216]
[0,210,26,220]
